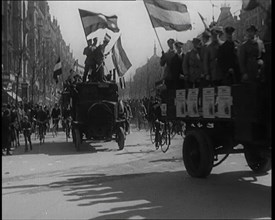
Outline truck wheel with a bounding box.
[182,130,214,178]
[74,128,81,151]
[117,127,125,150]
[244,146,271,173]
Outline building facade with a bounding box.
[2,0,76,105]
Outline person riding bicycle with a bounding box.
[151,95,163,148]
[44,105,51,134]
[62,105,72,138]
[21,115,32,152]
[36,105,48,141]
[51,103,61,134]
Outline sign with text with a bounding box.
[175,89,186,117]
[187,88,199,117]
[217,86,232,118]
[202,88,215,118]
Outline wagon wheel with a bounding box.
[244,145,271,173]
[182,130,214,178]
[74,128,81,151]
[116,127,125,150]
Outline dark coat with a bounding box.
[183,49,203,83]
[160,49,175,80]
[217,40,240,83]
[239,39,259,82]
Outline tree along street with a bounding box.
[2,128,271,219]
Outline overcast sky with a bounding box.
[47,0,242,80]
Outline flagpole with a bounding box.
[78,9,88,44]
[143,0,164,52]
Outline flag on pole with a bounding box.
[111,36,132,77]
[119,77,126,89]
[198,12,208,30]
[53,57,62,84]
[79,9,120,37]
[242,0,259,11]
[144,0,192,31]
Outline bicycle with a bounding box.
[154,119,171,153]
[64,116,72,142]
[33,119,47,144]
[52,117,60,137]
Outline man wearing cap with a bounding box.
[170,41,185,89]
[83,39,93,82]
[239,25,259,82]
[93,36,110,82]
[203,28,223,86]
[217,26,241,84]
[183,38,203,88]
[160,38,176,89]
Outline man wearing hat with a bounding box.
[160,38,176,89]
[183,38,203,88]
[217,26,241,84]
[170,41,185,89]
[203,27,223,86]
[83,39,93,82]
[93,35,111,82]
[239,25,259,82]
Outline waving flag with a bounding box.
[144,0,191,31]
[242,0,259,10]
[112,36,132,77]
[53,57,62,84]
[79,9,120,37]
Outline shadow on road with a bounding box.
[3,169,271,219]
[12,139,118,156]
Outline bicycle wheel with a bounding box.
[150,124,156,144]
[161,122,171,153]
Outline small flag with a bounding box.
[119,77,126,89]
[111,36,132,77]
[198,12,208,30]
[53,57,62,84]
[79,9,120,37]
[144,0,192,31]
[242,0,259,11]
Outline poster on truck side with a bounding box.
[216,86,232,118]
[202,87,215,118]
[175,89,186,117]
[187,88,199,117]
[160,103,167,116]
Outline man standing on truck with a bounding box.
[83,37,98,82]
[160,38,176,90]
[217,26,241,84]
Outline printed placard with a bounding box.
[176,100,187,117]
[160,103,167,116]
[202,88,215,118]
[176,89,186,100]
[217,86,231,96]
[187,88,199,117]
[217,96,232,118]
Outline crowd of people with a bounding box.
[160,24,267,90]
[1,101,70,155]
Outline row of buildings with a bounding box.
[2,0,76,105]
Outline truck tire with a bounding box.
[244,146,271,173]
[182,130,214,178]
[117,127,125,150]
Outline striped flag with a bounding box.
[112,36,132,77]
[79,9,120,37]
[242,0,259,10]
[144,0,192,31]
[53,57,62,84]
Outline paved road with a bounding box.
[2,128,271,219]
